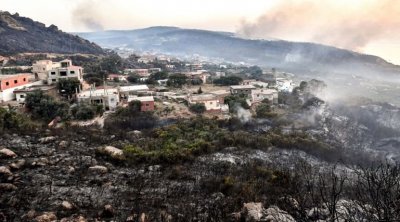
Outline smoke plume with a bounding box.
[238,0,400,50]
[72,0,105,31]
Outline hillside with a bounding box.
[77,27,400,77]
[0,11,104,55]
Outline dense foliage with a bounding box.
[25,90,69,121]
[213,76,243,86]
[189,103,206,114]
[167,74,188,88]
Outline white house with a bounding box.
[14,85,56,103]
[188,94,222,112]
[77,88,120,110]
[276,78,294,92]
[119,85,150,100]
[0,74,40,103]
[251,89,278,104]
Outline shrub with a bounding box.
[25,90,69,121]
[189,103,206,114]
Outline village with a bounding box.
[0,53,295,124]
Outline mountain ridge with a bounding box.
[0,11,104,55]
[77,26,400,77]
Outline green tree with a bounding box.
[189,103,206,114]
[57,78,81,98]
[214,76,243,86]
[127,74,140,83]
[256,103,275,118]
[25,90,69,121]
[71,104,97,120]
[167,74,188,88]
[224,95,250,113]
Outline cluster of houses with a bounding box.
[0,59,84,103]
[1,55,295,117]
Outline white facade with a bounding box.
[188,94,221,111]
[251,89,278,104]
[77,88,120,110]
[276,78,294,92]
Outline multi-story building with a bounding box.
[33,59,83,85]
[47,60,83,85]
[32,60,60,81]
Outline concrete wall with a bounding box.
[0,74,31,91]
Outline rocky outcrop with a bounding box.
[34,212,57,222]
[237,202,295,222]
[97,146,124,160]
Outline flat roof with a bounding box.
[0,73,32,80]
[120,85,149,92]
[251,89,278,95]
[14,85,56,93]
[78,88,119,98]
[230,85,256,90]
[128,96,154,102]
[190,94,218,101]
[210,89,230,95]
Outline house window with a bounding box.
[14,80,18,84]
[60,71,67,76]
[51,72,56,75]
[70,71,75,74]
[52,79,57,82]
[20,95,25,98]
[110,98,114,102]
[146,103,149,106]
[23,78,26,82]
[210,102,213,105]
[5,82,9,86]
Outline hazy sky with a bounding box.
[2,0,400,64]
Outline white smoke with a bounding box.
[236,106,252,123]
[238,0,400,51]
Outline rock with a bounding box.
[0,166,12,176]
[0,148,17,158]
[39,136,57,144]
[34,212,57,222]
[0,183,17,191]
[9,159,26,169]
[32,158,49,166]
[242,202,264,221]
[61,201,73,210]
[264,206,295,222]
[88,165,108,174]
[98,146,124,160]
[58,141,68,148]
